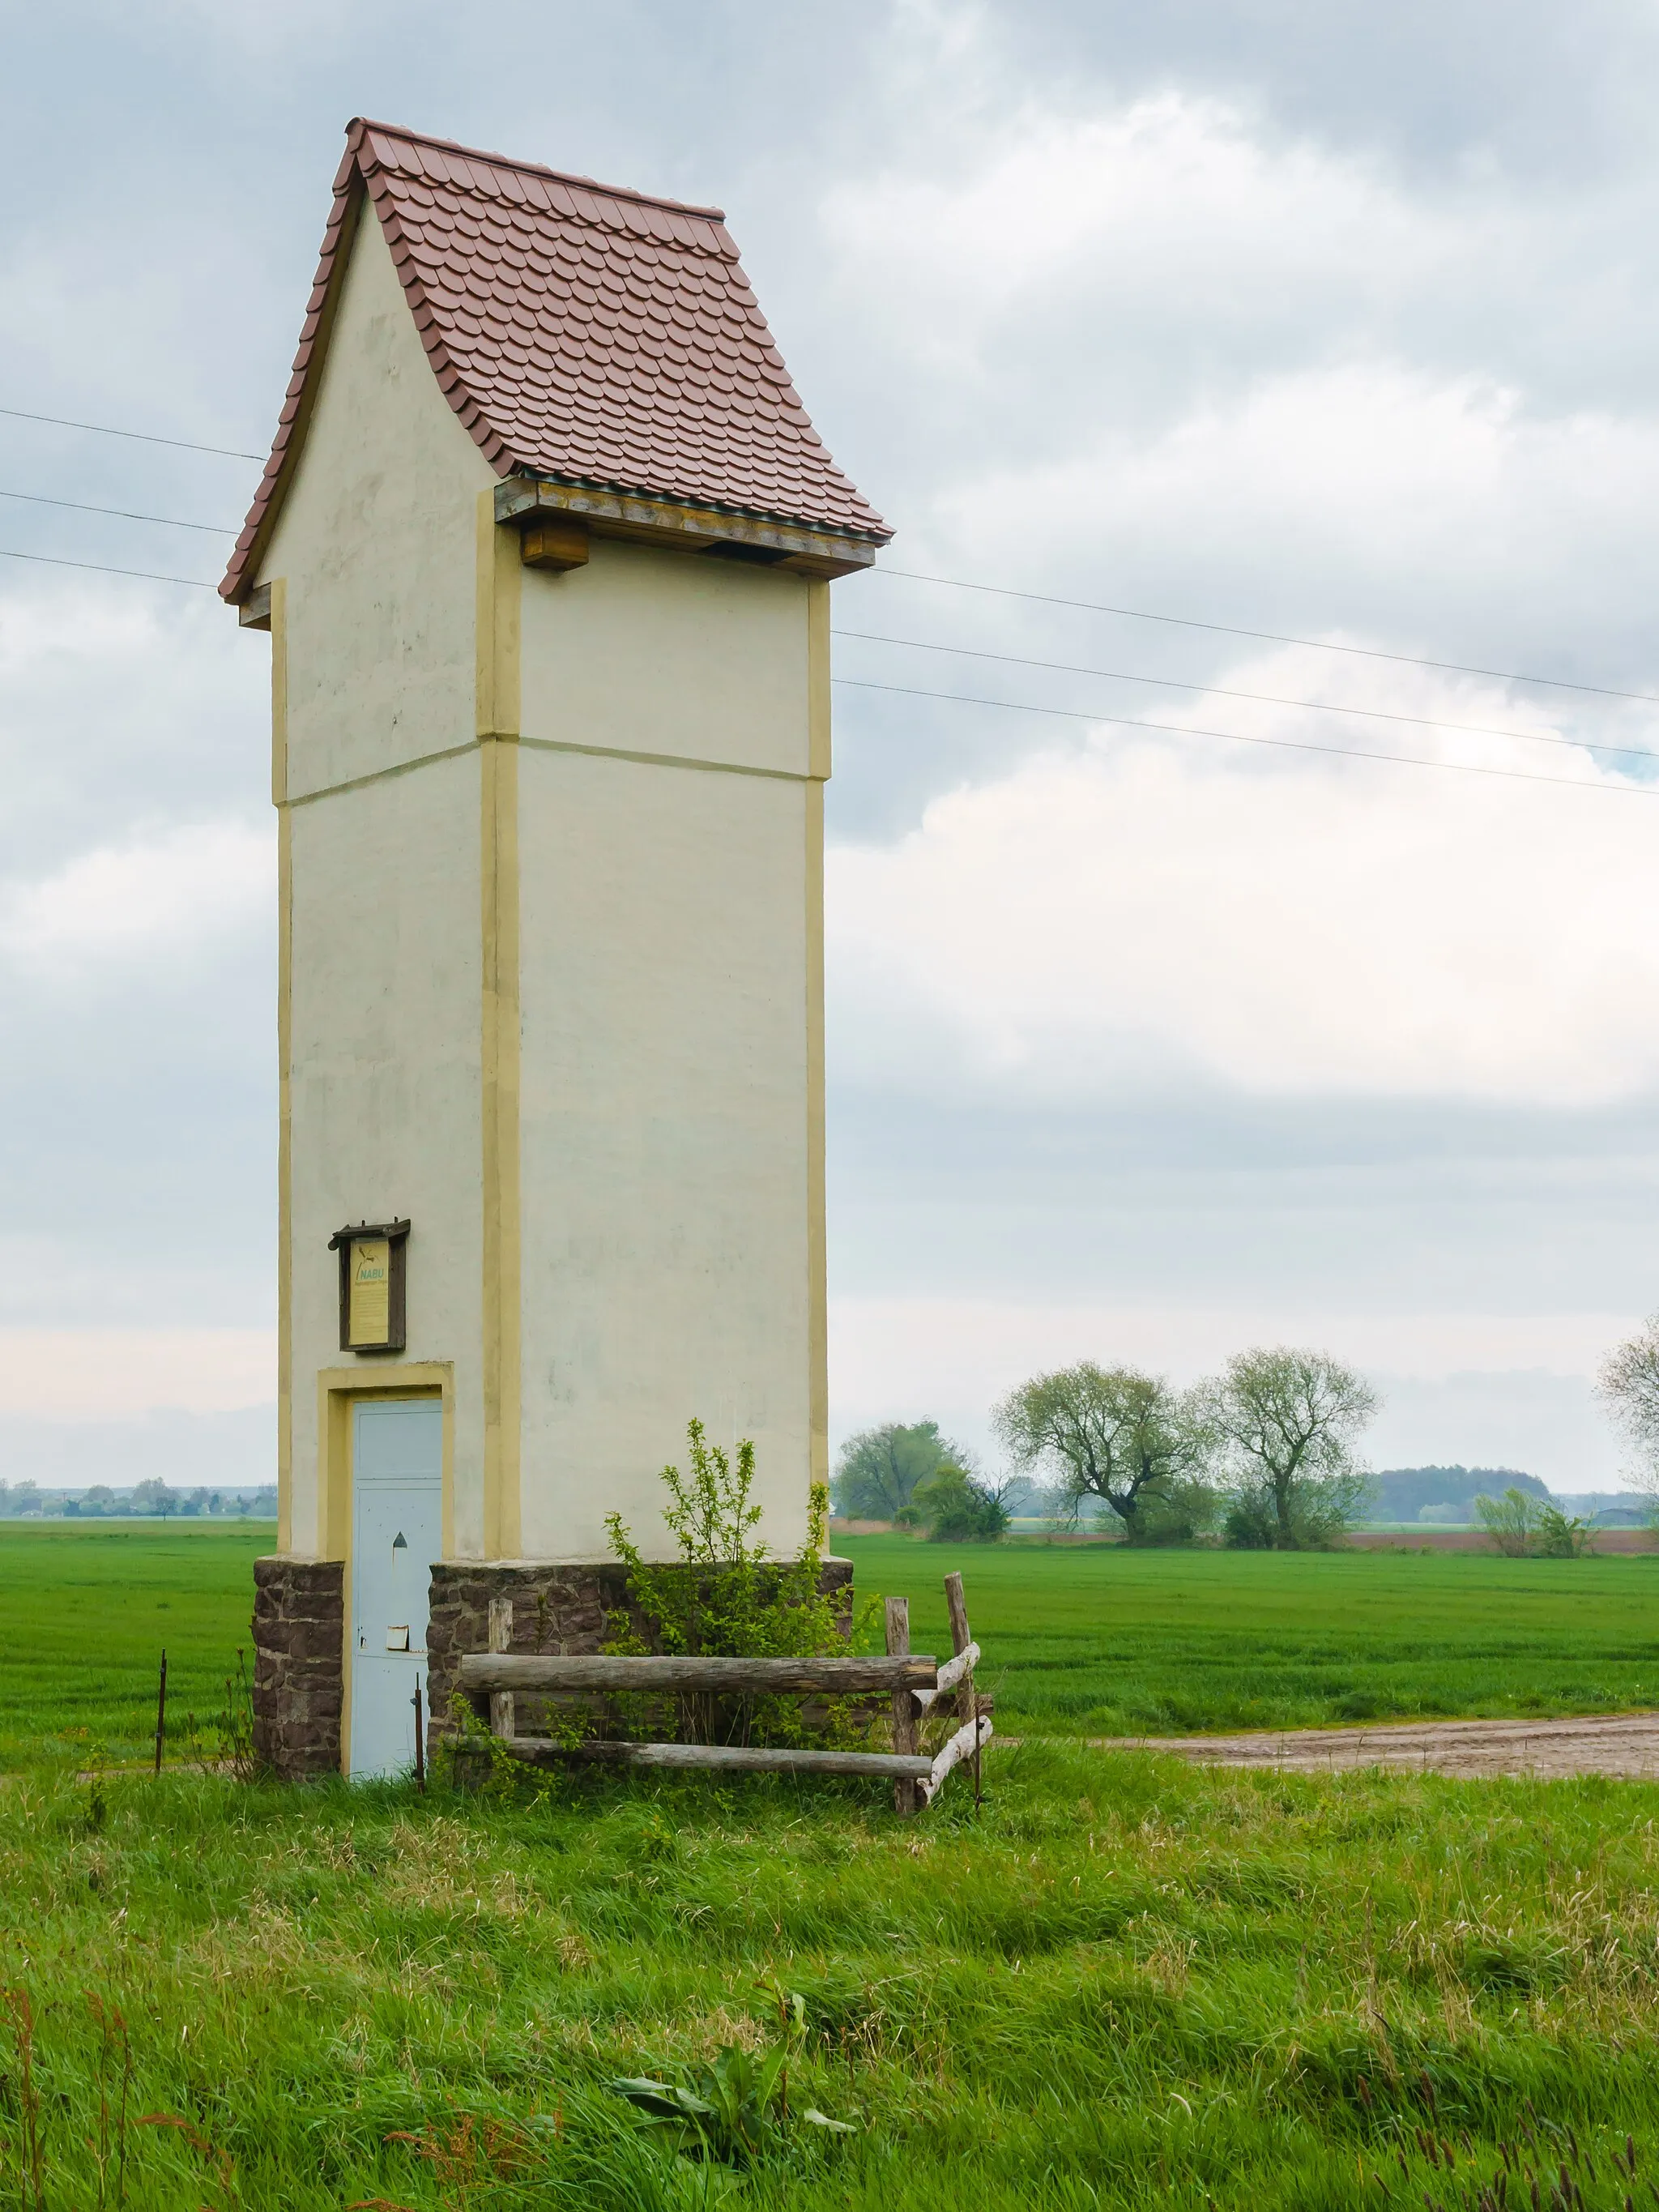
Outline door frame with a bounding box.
[315,1362,454,1776]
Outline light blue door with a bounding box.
[349,1399,442,1779]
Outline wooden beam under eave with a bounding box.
[495,476,882,580]
[239,582,273,630]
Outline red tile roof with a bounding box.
[221,119,889,602]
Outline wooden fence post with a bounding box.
[885,1596,919,1816]
[153,1650,167,1775]
[488,1596,515,1743]
[943,1570,981,1810]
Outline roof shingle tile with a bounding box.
[224,117,885,600]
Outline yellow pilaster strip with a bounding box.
[805,779,830,1509]
[804,578,832,1507]
[806,579,832,780]
[270,578,294,1556]
[477,492,523,1559]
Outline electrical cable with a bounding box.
[0,404,262,461]
[0,546,215,587]
[0,487,235,534]
[833,676,1659,797]
[872,567,1659,710]
[833,628,1659,767]
[2,398,1655,710]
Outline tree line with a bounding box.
[834,1347,1379,1548]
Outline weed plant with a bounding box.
[6,1749,1659,2207]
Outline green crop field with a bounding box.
[839,1533,1659,1737]
[4,1524,1659,1770]
[0,1522,273,1771]
[4,1527,1659,2205]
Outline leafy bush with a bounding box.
[603,1420,868,1747]
[1475,1485,1539,1556]
[905,1463,1011,1542]
[1476,1487,1593,1558]
[1132,1475,1222,1546]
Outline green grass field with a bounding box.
[0,1522,273,1771]
[5,1526,1659,2206]
[839,1534,1659,1736]
[5,1746,1659,2208]
[3,1525,1658,1770]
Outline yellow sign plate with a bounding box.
[348,1238,391,1347]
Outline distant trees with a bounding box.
[832,1421,965,1522]
[855,1344,1380,1553]
[992,1364,1213,1544]
[1206,1349,1377,1550]
[906,1464,1014,1543]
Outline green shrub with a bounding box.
[906,1464,1010,1542]
[603,1420,868,1747]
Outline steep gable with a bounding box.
[223,118,889,603]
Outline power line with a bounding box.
[873,567,1659,711]
[0,404,262,462]
[834,628,1659,767]
[0,488,234,535]
[834,677,1659,797]
[0,547,216,587]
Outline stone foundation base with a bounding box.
[251,1557,344,1779]
[424,1557,856,1744]
[252,1554,856,1778]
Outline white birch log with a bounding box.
[910,1641,981,1711]
[919,1715,995,1805]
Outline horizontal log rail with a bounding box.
[492,1738,936,1779]
[456,1573,987,1813]
[458,1652,937,1696]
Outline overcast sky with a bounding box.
[3,0,1659,1490]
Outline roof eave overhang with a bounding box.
[495,475,888,580]
[221,173,368,605]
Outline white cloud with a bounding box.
[825,91,1445,354]
[828,663,1659,1104]
[0,818,271,973]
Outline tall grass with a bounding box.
[4,1749,1659,2207]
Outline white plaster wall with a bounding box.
[517,743,812,1559]
[262,207,493,799]
[287,749,488,1558]
[519,537,813,776]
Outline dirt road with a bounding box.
[1107,1711,1659,1780]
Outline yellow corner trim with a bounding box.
[806,579,832,781]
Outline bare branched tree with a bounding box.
[992,1364,1212,1541]
[1207,1347,1378,1550]
[1597,1317,1659,1509]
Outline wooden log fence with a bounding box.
[458,1573,993,1813]
[458,1652,938,1696]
